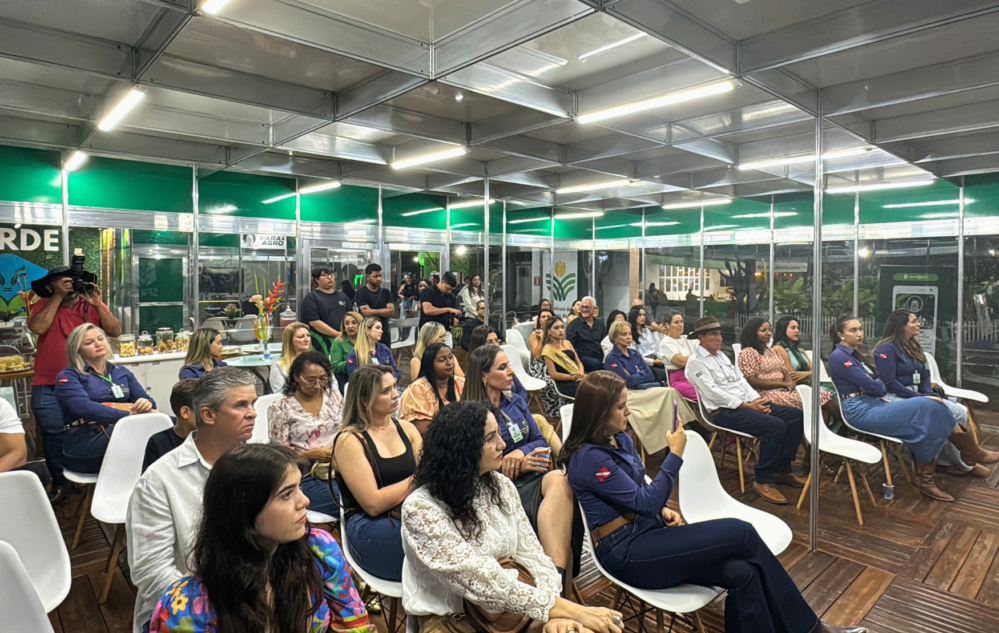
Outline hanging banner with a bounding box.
[546,251,578,319]
[242,234,286,249]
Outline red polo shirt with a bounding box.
[29,297,104,387]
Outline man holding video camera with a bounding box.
[29,262,121,503]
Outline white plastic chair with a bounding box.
[731,343,744,377]
[63,467,99,551]
[795,386,881,526]
[578,501,721,631]
[504,329,532,362]
[251,393,282,444]
[560,404,574,442]
[339,505,404,629]
[926,353,988,403]
[91,412,173,603]
[803,351,831,384]
[0,541,55,633]
[0,471,71,612]
[694,394,756,494]
[678,433,793,556]
[500,344,545,392]
[834,389,913,490]
[391,323,417,357]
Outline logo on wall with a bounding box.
[546,260,576,302]
[241,234,286,250]
[0,254,46,303]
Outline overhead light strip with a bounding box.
[731,212,798,219]
[662,198,732,210]
[578,33,647,60]
[392,147,467,170]
[448,198,493,210]
[401,207,445,217]
[555,211,604,220]
[508,217,551,225]
[64,151,88,172]
[201,0,233,14]
[631,221,679,227]
[825,178,937,194]
[578,80,736,124]
[299,181,342,195]
[98,88,145,132]
[883,199,961,209]
[262,193,296,205]
[556,179,631,195]
[738,147,872,171]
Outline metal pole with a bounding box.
[591,217,596,297]
[769,196,775,323]
[550,201,556,304]
[444,197,451,276]
[957,178,965,387]
[853,192,860,317]
[699,206,705,318]
[641,208,647,305]
[192,166,200,327]
[502,201,507,331]
[483,173,490,327]
[61,168,70,266]
[808,109,824,552]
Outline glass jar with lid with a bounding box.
[119,334,137,357]
[137,331,154,355]
[175,329,191,353]
[156,328,175,353]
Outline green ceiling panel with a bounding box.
[0,146,62,204]
[199,171,296,220]
[382,193,447,230]
[300,184,377,224]
[69,156,192,212]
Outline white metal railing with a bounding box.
[735,313,876,339]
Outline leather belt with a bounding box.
[593,513,635,547]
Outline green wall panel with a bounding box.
[199,171,296,220]
[0,146,62,204]
[68,156,192,212]
[133,230,190,246]
[450,202,501,233]
[858,179,961,224]
[507,207,551,237]
[139,257,184,303]
[300,184,377,223]
[555,217,594,240]
[964,174,999,219]
[594,210,642,239]
[645,207,700,237]
[382,193,447,230]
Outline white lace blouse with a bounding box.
[401,475,561,621]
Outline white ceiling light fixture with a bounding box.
[825,178,937,195]
[97,88,145,132]
[401,207,445,217]
[508,217,551,225]
[578,32,647,61]
[883,199,962,209]
[738,147,872,171]
[731,212,798,219]
[392,146,467,170]
[858,247,872,258]
[555,211,604,220]
[299,181,342,195]
[454,91,464,102]
[262,192,296,205]
[448,198,493,210]
[631,221,679,227]
[201,0,233,14]
[594,224,631,231]
[578,80,736,124]
[555,179,631,195]
[661,198,732,210]
[64,151,88,172]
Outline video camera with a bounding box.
[70,249,98,295]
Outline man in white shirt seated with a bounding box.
[0,397,27,473]
[126,367,258,633]
[684,317,805,506]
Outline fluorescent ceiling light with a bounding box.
[450,223,477,229]
[555,211,604,220]
[401,207,444,217]
[449,198,493,210]
[631,221,679,227]
[556,179,631,195]
[299,181,342,195]
[508,217,550,225]
[392,147,467,170]
[262,192,296,205]
[883,199,961,209]
[201,0,233,14]
[578,33,647,61]
[662,198,732,210]
[64,151,88,172]
[578,80,735,124]
[731,212,798,219]
[213,204,238,214]
[742,103,798,122]
[704,224,737,231]
[98,88,145,132]
[595,224,630,231]
[738,147,872,171]
[825,178,937,194]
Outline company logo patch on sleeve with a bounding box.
[58,376,69,384]
[695,371,703,377]
[878,353,888,359]
[595,467,611,482]
[346,357,354,365]
[843,360,854,368]
[610,363,618,369]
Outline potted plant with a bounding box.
[251,277,286,352]
[221,303,241,330]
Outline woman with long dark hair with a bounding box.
[771,317,814,384]
[402,401,621,633]
[562,372,866,633]
[330,311,361,393]
[828,315,960,501]
[400,343,464,435]
[874,310,998,477]
[542,315,584,398]
[529,307,554,360]
[268,351,344,515]
[150,443,374,633]
[458,273,485,321]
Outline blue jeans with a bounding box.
[579,355,603,374]
[597,516,817,633]
[301,475,339,516]
[31,385,67,486]
[346,512,404,582]
[712,404,804,484]
[63,425,112,474]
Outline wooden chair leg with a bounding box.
[99,524,127,603]
[879,441,894,488]
[833,462,845,485]
[655,608,665,633]
[796,470,812,510]
[736,437,746,493]
[845,462,864,527]
[70,484,94,551]
[859,468,878,507]
[707,432,717,452]
[387,596,399,633]
[693,611,707,633]
[967,406,980,444]
[718,434,727,470]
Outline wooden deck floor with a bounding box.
[49,407,999,632]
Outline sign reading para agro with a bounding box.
[242,234,286,250]
[546,253,577,319]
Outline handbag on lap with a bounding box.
[463,558,536,633]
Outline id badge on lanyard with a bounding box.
[111,384,124,399]
[503,411,524,443]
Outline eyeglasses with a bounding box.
[319,272,335,279]
[299,376,330,387]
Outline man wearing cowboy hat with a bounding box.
[684,316,805,505]
[28,265,121,502]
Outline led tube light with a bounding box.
[661,198,731,210]
[555,211,604,220]
[98,89,145,132]
[508,217,551,225]
[578,80,735,124]
[202,0,233,14]
[883,199,961,209]
[449,198,493,210]
[555,179,630,195]
[64,151,88,172]
[825,178,937,194]
[738,147,872,171]
[731,212,798,219]
[578,33,647,60]
[299,181,342,195]
[392,147,467,170]
[262,193,296,205]
[401,207,444,217]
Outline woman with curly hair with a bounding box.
[268,351,343,515]
[150,443,374,633]
[402,401,622,633]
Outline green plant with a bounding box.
[773,277,811,314]
[222,303,241,318]
[822,278,876,318]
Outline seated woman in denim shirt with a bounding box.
[604,321,660,390]
[346,317,400,381]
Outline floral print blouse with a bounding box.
[268,391,343,455]
[150,529,375,633]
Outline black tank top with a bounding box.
[337,419,415,517]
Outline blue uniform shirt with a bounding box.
[497,392,547,456]
[568,432,682,530]
[828,344,886,399]
[604,345,656,388]
[179,359,227,380]
[55,363,155,426]
[346,342,400,380]
[873,342,932,399]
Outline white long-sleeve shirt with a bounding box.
[685,344,759,412]
[401,475,561,621]
[659,336,698,371]
[126,433,211,633]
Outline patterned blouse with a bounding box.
[738,347,831,408]
[399,375,465,424]
[150,529,375,633]
[268,391,344,455]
